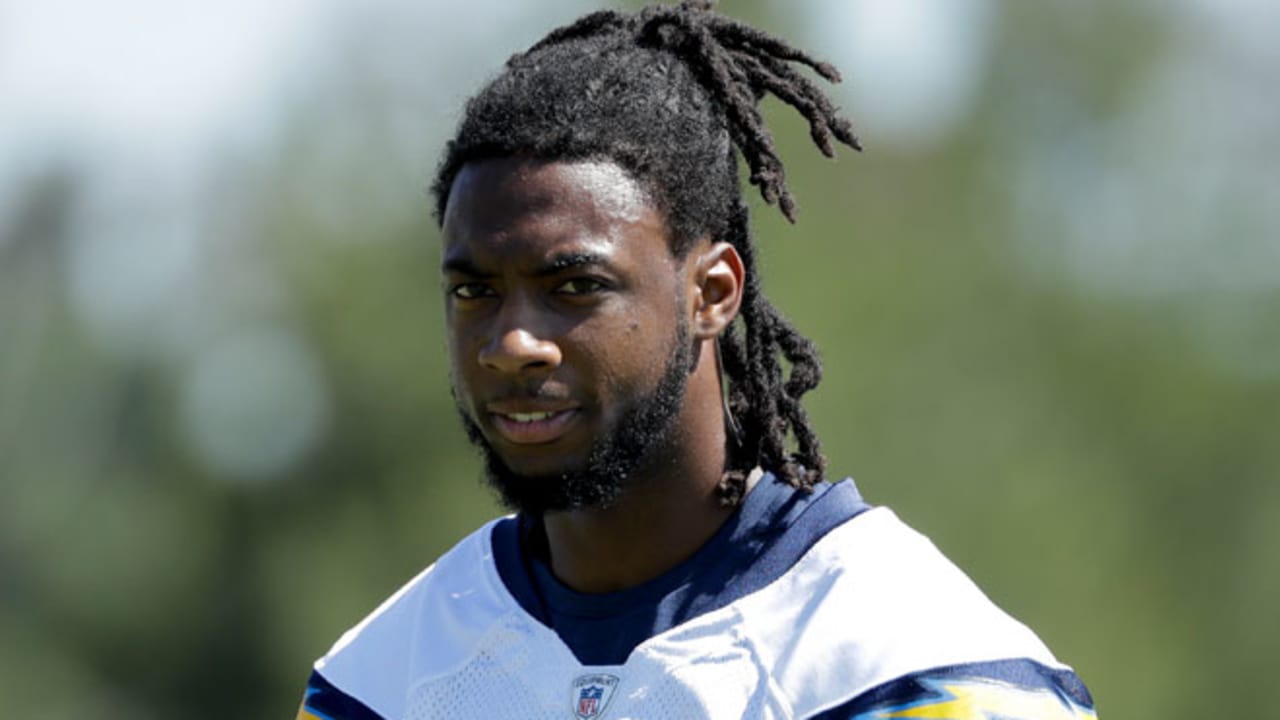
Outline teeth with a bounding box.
[509,411,555,423]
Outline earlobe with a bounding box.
[692,242,745,340]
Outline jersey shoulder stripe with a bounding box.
[809,658,1097,719]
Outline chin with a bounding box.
[483,457,625,516]
[486,435,590,476]
[498,457,585,483]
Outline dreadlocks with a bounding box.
[430,0,861,504]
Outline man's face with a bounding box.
[441,157,693,514]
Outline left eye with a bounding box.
[555,278,606,295]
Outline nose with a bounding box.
[478,322,562,375]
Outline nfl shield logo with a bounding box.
[570,674,620,720]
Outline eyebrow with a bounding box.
[534,251,611,277]
[441,250,613,278]
[440,255,494,277]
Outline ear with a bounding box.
[689,241,745,340]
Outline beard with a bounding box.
[455,321,693,516]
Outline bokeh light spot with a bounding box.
[179,328,330,482]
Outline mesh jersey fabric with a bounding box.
[297,477,1097,719]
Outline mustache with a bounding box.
[460,379,574,403]
[449,382,576,419]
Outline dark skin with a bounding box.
[441,157,746,594]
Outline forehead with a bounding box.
[440,157,672,267]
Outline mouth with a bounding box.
[488,407,581,445]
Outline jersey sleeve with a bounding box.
[809,658,1097,719]
[295,670,386,720]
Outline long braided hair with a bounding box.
[430,0,860,504]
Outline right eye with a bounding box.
[450,283,494,300]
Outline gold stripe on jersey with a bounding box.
[870,679,1097,720]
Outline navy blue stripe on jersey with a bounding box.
[809,658,1097,719]
[492,474,871,666]
[300,670,385,720]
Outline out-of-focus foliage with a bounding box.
[1,1,1276,718]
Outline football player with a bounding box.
[296,2,1097,718]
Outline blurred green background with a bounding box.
[2,0,1277,717]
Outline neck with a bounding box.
[541,339,734,594]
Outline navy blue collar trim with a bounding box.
[491,475,870,665]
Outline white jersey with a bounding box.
[296,477,1096,719]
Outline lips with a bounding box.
[486,402,581,445]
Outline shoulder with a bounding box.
[732,506,1091,716]
[303,518,515,720]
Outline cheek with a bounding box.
[568,318,673,390]
[446,310,487,356]
[445,335,479,397]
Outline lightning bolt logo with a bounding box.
[296,702,327,720]
[853,677,1098,720]
[296,687,331,720]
